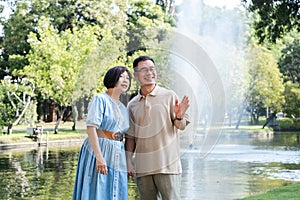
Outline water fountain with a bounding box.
[172,0,245,157]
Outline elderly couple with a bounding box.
[72,56,190,200]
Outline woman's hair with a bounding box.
[103,66,132,90]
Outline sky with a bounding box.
[0,1,11,19]
[0,1,12,35]
[203,0,242,9]
[176,0,242,9]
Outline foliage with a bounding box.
[0,76,35,129]
[126,0,173,54]
[0,82,14,129]
[276,117,300,129]
[278,36,300,84]
[242,0,300,43]
[22,17,125,107]
[18,100,37,126]
[0,0,175,130]
[0,0,128,75]
[283,81,300,117]
[125,0,175,92]
[1,0,174,96]
[245,43,285,123]
[156,0,176,16]
[1,0,33,58]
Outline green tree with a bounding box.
[125,0,175,93]
[245,43,285,124]
[126,0,173,55]
[1,0,177,130]
[278,36,300,84]
[0,0,32,78]
[156,0,176,17]
[1,0,129,130]
[0,82,14,132]
[283,81,300,117]
[0,76,35,133]
[242,0,300,43]
[0,0,128,76]
[22,17,125,133]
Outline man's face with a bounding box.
[134,60,157,86]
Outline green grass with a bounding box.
[276,118,300,131]
[221,125,271,133]
[236,182,300,200]
[0,126,86,144]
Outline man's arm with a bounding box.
[174,95,190,130]
[125,136,136,177]
[174,116,189,130]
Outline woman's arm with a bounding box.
[87,126,108,175]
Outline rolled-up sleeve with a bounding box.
[125,107,135,139]
[86,95,104,128]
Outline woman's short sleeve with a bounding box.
[86,95,105,128]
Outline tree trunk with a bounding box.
[7,124,12,135]
[54,118,61,134]
[235,109,244,129]
[72,104,78,131]
[54,107,65,134]
[77,98,85,120]
[235,95,248,129]
[12,95,32,126]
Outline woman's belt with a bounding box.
[99,130,124,141]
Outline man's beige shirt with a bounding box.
[126,85,190,177]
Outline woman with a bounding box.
[73,66,132,200]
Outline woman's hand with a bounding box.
[96,157,108,175]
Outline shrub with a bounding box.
[276,118,300,131]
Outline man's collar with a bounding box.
[138,85,159,101]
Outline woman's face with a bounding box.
[115,71,130,92]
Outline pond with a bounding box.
[180,130,300,200]
[0,130,299,200]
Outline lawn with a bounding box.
[236,182,300,200]
[0,121,87,144]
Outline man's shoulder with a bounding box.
[127,94,140,106]
[156,85,176,96]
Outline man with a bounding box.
[125,56,190,200]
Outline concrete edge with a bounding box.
[0,139,85,151]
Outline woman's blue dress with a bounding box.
[72,93,129,200]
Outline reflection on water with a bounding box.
[0,131,299,200]
[0,146,81,199]
[0,145,139,200]
[180,131,300,200]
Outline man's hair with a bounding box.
[104,66,132,90]
[133,56,155,69]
